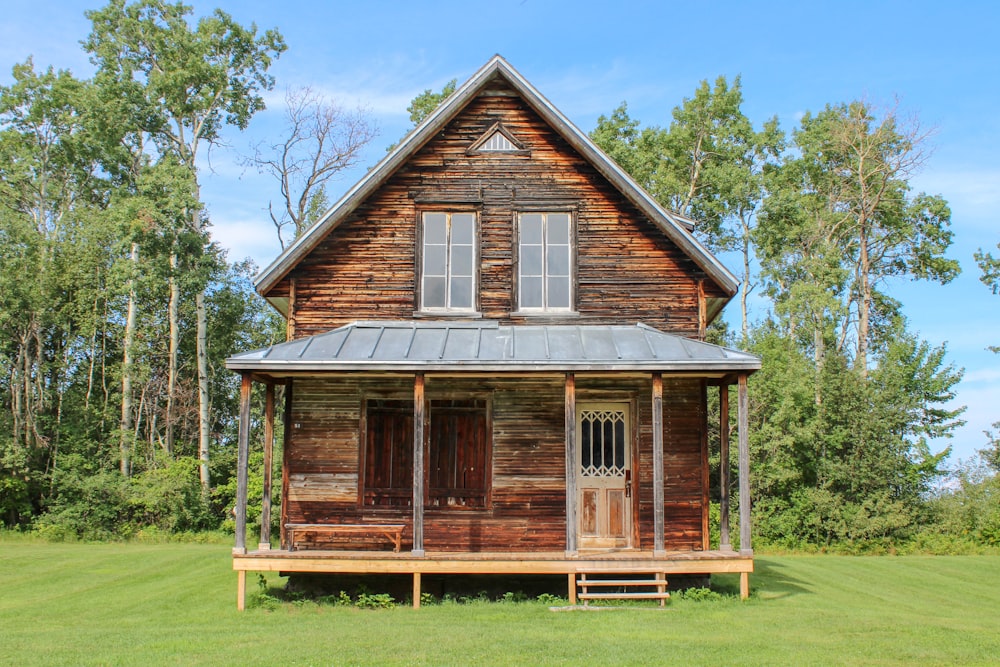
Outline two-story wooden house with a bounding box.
[226,55,758,609]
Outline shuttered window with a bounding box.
[428,399,491,508]
[517,212,573,312]
[421,212,477,312]
[362,398,491,509]
[362,400,413,507]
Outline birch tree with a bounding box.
[84,0,285,491]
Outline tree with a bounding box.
[767,102,960,375]
[248,87,377,249]
[407,78,456,126]
[84,0,285,491]
[592,79,783,337]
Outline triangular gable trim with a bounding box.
[254,55,739,304]
[466,121,529,155]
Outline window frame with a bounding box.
[359,393,493,511]
[426,396,493,510]
[417,210,480,315]
[359,397,414,509]
[514,210,577,314]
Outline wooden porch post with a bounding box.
[719,384,731,551]
[259,382,275,550]
[234,374,252,555]
[737,374,752,556]
[412,373,425,557]
[651,373,665,555]
[564,373,577,556]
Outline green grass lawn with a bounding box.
[1,537,998,666]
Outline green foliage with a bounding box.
[407,78,457,126]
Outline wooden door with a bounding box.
[577,402,632,549]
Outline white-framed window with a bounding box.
[517,212,573,312]
[421,212,477,312]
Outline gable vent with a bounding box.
[482,131,517,151]
[467,121,529,156]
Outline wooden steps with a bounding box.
[573,572,670,607]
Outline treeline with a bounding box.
[589,79,999,551]
[1,2,997,550]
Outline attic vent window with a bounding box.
[482,131,517,151]
[467,121,529,156]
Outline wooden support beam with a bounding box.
[719,384,731,551]
[567,573,577,605]
[740,571,750,600]
[564,373,578,556]
[237,570,246,611]
[412,373,425,557]
[286,277,296,341]
[697,279,707,340]
[234,374,252,554]
[738,374,752,556]
[413,572,421,609]
[651,373,665,555]
[279,381,294,550]
[700,380,710,551]
[259,382,275,550]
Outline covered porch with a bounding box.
[227,321,759,609]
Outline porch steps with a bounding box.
[574,572,670,607]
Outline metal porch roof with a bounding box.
[226,321,760,375]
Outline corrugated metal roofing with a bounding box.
[226,321,760,374]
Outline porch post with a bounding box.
[234,373,252,554]
[737,373,752,555]
[259,382,275,550]
[651,373,665,555]
[564,373,577,556]
[719,384,731,551]
[412,373,425,557]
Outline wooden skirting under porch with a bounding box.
[232,549,753,610]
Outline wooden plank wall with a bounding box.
[283,375,706,552]
[268,79,727,339]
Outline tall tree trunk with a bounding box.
[119,242,139,478]
[196,290,210,491]
[165,249,179,455]
[856,218,871,378]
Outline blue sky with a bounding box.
[3,0,998,463]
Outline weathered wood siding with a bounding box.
[282,375,707,552]
[267,80,726,339]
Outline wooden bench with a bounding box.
[284,523,405,552]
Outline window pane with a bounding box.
[450,276,473,309]
[451,244,473,276]
[547,245,569,275]
[520,214,543,244]
[424,245,447,275]
[547,213,570,244]
[521,245,543,276]
[451,213,475,244]
[547,276,570,309]
[424,213,447,244]
[521,276,543,308]
[424,276,446,308]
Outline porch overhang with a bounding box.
[225,320,761,376]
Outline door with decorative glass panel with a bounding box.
[577,402,632,549]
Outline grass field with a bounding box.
[1,537,998,665]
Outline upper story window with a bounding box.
[421,212,477,312]
[517,212,573,312]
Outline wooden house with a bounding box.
[226,55,759,610]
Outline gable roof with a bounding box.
[226,320,760,375]
[253,55,739,305]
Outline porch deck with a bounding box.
[232,548,753,609]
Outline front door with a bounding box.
[577,402,632,549]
